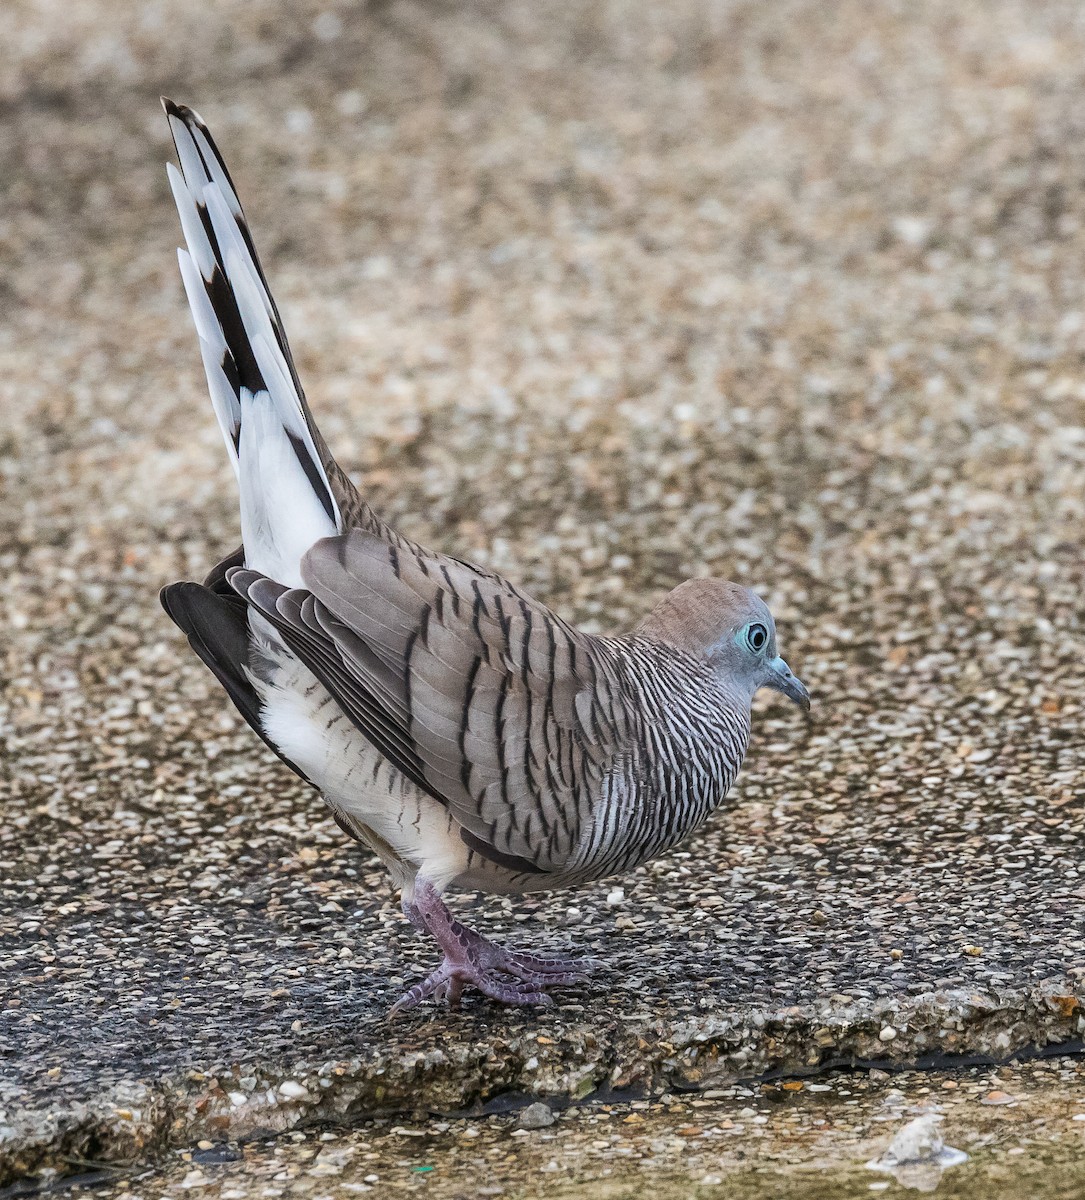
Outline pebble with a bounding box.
[519,1102,557,1130]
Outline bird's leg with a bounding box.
[390,879,593,1014]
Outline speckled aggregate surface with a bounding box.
[36,1061,1085,1199]
[3,0,1085,1186]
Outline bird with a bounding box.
[158,99,811,1015]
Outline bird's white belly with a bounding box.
[248,634,470,891]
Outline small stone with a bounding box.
[285,108,314,136]
[519,1102,556,1129]
[879,1026,898,1042]
[981,1090,1015,1105]
[893,215,931,247]
[312,11,343,42]
[336,90,367,117]
[278,1080,310,1100]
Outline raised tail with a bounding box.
[163,98,340,587]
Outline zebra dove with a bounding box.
[158,100,810,1014]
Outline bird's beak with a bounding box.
[766,656,811,711]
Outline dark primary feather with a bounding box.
[160,571,313,786]
[229,528,634,875]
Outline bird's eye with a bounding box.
[743,622,769,654]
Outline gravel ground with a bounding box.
[3,0,1085,1187]
[36,1060,1085,1199]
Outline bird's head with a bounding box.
[637,578,810,710]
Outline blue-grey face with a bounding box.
[638,578,810,710]
[708,592,811,711]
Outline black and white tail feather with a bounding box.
[159,99,348,782]
[162,98,340,588]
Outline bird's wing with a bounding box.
[229,529,631,875]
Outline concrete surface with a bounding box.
[37,1059,1085,1200]
[3,0,1085,1187]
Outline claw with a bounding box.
[389,960,453,1017]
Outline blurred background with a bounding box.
[3,1,1085,1181]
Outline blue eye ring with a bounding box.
[743,622,769,654]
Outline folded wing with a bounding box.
[229,530,631,874]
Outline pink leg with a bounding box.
[390,880,595,1015]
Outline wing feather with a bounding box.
[229,530,630,873]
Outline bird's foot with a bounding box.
[389,940,594,1016]
[391,881,596,1015]
[389,955,548,1015]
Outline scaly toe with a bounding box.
[495,961,587,987]
[495,947,599,980]
[471,971,555,1007]
[389,961,453,1017]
